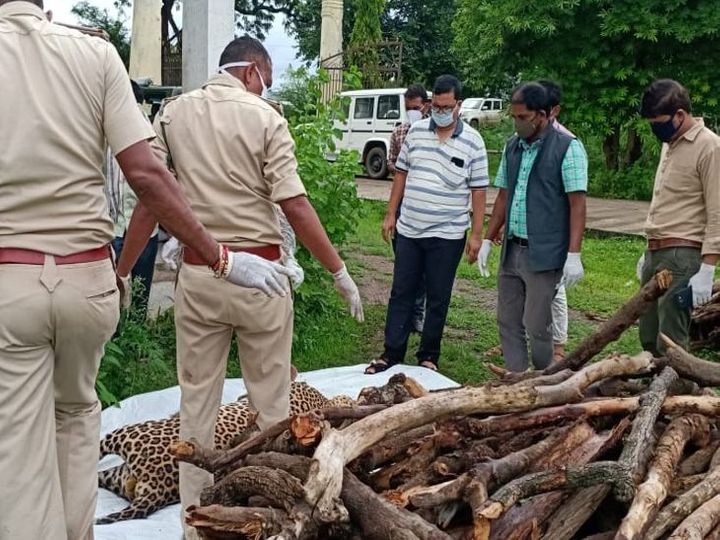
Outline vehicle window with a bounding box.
[480,101,491,111]
[464,99,481,110]
[377,95,400,119]
[493,100,502,110]
[354,97,375,120]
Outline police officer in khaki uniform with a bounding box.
[115,36,364,538]
[0,3,294,539]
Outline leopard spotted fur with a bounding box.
[96,382,353,523]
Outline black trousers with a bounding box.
[383,233,465,365]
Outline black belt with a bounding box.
[511,236,529,247]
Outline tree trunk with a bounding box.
[621,127,643,169]
[616,414,711,540]
[603,128,620,171]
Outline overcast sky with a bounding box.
[46,0,302,84]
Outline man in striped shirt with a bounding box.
[366,75,489,374]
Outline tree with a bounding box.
[72,0,130,66]
[453,0,720,173]
[347,0,385,87]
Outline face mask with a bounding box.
[217,61,268,98]
[515,114,539,140]
[431,108,455,128]
[406,109,423,124]
[651,113,679,143]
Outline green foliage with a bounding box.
[348,0,386,87]
[285,68,364,317]
[453,0,720,180]
[71,0,130,67]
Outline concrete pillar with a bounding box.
[182,0,235,92]
[320,0,344,101]
[129,0,162,83]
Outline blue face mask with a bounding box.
[651,112,679,143]
[432,108,455,128]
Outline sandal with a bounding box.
[418,359,438,372]
[364,358,395,375]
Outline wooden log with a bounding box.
[708,522,720,540]
[352,425,435,472]
[172,405,387,474]
[667,493,720,540]
[342,470,452,540]
[614,366,679,500]
[541,485,611,540]
[662,334,720,386]
[545,270,672,374]
[679,440,720,476]
[199,466,302,511]
[671,474,706,497]
[616,414,711,540]
[186,504,297,539]
[488,420,629,540]
[645,466,720,540]
[302,353,654,524]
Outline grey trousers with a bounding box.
[498,242,563,372]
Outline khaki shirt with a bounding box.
[0,2,155,255]
[645,120,720,255]
[153,72,306,248]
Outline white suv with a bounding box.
[460,97,504,129]
[333,88,416,179]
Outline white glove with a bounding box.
[332,264,364,322]
[161,237,181,271]
[477,239,493,277]
[636,253,645,281]
[118,274,132,309]
[284,256,305,290]
[689,263,715,307]
[563,252,584,288]
[224,251,293,297]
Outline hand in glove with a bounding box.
[225,251,293,297]
[563,252,584,288]
[477,239,493,278]
[116,273,132,309]
[636,253,646,281]
[161,237,181,271]
[333,264,364,322]
[689,263,715,307]
[284,256,305,290]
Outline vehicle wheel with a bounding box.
[470,119,479,130]
[364,146,388,179]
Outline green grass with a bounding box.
[98,198,707,406]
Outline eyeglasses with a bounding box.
[431,105,457,114]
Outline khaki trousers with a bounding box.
[175,264,293,539]
[0,257,119,540]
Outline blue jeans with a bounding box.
[112,234,159,319]
[383,233,465,365]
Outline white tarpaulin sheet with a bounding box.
[94,364,459,540]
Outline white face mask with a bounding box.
[406,109,423,124]
[217,61,268,98]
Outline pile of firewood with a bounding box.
[169,270,720,540]
[691,281,720,349]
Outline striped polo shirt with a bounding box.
[395,118,489,240]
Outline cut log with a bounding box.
[662,334,720,386]
[671,474,706,496]
[616,414,711,540]
[679,440,720,476]
[342,469,452,540]
[645,466,720,540]
[545,270,672,374]
[352,425,435,473]
[301,353,654,525]
[186,505,298,539]
[667,493,720,540]
[488,420,629,540]
[541,485,611,540]
[199,466,302,511]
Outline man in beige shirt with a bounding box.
[0,2,294,539]
[638,78,720,355]
[115,36,364,537]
